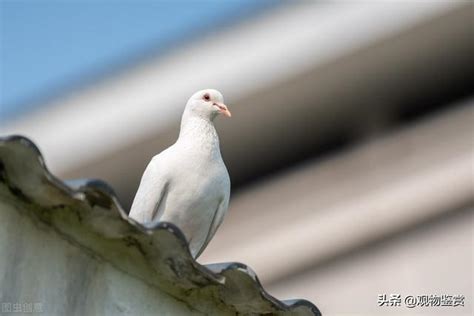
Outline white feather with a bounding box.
[129,89,231,258]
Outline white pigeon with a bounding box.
[129,89,231,258]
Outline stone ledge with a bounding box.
[0,135,321,316]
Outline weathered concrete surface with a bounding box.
[0,199,202,316]
[0,135,321,316]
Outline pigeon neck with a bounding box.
[178,115,220,151]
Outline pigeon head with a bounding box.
[185,89,231,121]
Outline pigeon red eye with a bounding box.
[203,93,210,101]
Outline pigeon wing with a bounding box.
[129,158,169,224]
[194,193,229,258]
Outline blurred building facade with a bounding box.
[1,2,472,315]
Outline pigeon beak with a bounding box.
[215,103,232,117]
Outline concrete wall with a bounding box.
[0,199,201,316]
[0,136,321,316]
